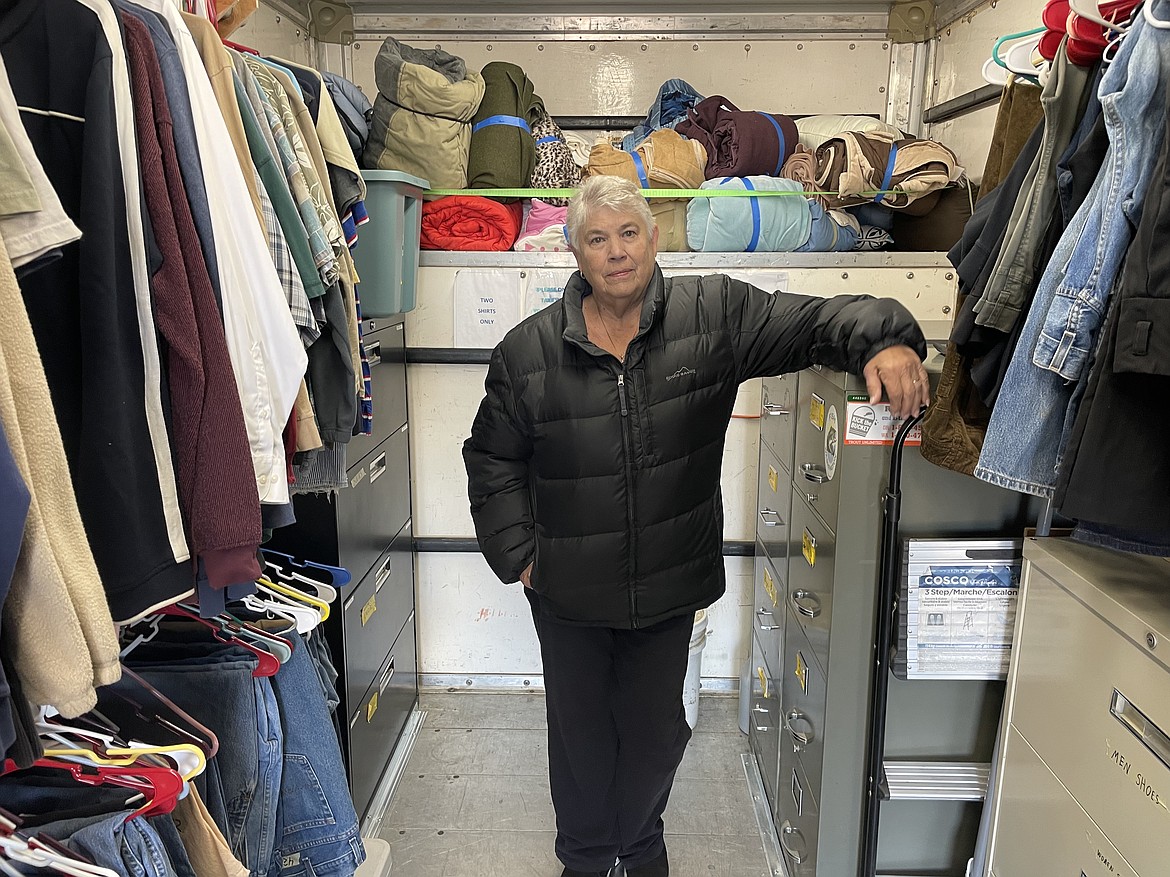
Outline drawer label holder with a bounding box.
[768,465,778,494]
[802,529,816,568]
[361,594,378,626]
[809,393,825,431]
[763,567,778,608]
[366,691,379,723]
[795,651,809,695]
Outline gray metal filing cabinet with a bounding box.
[266,315,417,822]
[987,539,1170,877]
[751,364,1038,876]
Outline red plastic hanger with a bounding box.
[1,759,184,819]
[223,38,260,56]
[156,604,284,677]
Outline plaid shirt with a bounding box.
[257,175,319,346]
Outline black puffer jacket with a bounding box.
[463,267,925,628]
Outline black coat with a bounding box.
[464,267,925,628]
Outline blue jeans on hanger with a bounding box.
[30,811,180,877]
[266,635,365,877]
[1033,3,1170,381]
[120,643,283,877]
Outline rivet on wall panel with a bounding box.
[907,272,915,279]
[841,272,849,279]
[943,305,952,314]
[744,44,751,52]
[538,44,544,51]
[640,44,647,52]
[354,43,361,50]
[486,44,493,51]
[879,86,886,93]
[850,43,856,50]
[797,43,804,50]
[692,43,699,51]
[589,44,596,51]
[945,272,954,281]
[883,42,889,49]
[275,14,280,22]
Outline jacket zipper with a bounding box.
[617,372,639,628]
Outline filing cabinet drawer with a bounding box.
[782,606,826,808]
[337,424,411,584]
[748,633,782,813]
[348,318,408,465]
[786,494,835,668]
[341,519,414,715]
[752,543,784,677]
[793,370,843,531]
[1009,569,1170,876]
[760,373,797,475]
[348,612,417,820]
[756,442,790,564]
[991,726,1139,877]
[777,737,821,877]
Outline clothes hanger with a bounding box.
[1068,0,1133,31]
[262,559,340,604]
[1,758,184,820]
[222,38,261,56]
[1145,0,1170,28]
[992,28,1045,85]
[0,836,121,877]
[260,548,353,588]
[256,577,331,622]
[92,668,219,758]
[156,603,291,673]
[38,739,206,783]
[240,592,321,635]
[1004,36,1045,76]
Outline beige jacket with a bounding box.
[0,236,120,716]
[183,13,264,231]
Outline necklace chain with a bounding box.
[591,297,621,356]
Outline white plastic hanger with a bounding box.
[263,560,339,604]
[1004,37,1045,76]
[1145,0,1170,28]
[1070,0,1133,32]
[242,592,321,635]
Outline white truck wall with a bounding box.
[231,0,315,65]
[926,0,1044,185]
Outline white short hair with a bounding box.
[566,176,655,250]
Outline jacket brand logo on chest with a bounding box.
[666,366,696,382]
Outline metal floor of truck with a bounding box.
[379,692,774,877]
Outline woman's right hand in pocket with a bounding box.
[520,562,534,589]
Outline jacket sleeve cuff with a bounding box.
[202,546,263,590]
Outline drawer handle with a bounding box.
[779,821,807,864]
[752,705,771,733]
[791,589,822,619]
[375,555,393,591]
[1111,689,1170,770]
[800,462,827,484]
[756,608,780,631]
[758,509,784,528]
[763,403,791,417]
[369,452,388,484]
[367,340,381,367]
[786,709,815,748]
[378,658,396,694]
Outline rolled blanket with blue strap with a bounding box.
[467,61,542,192]
[675,95,799,180]
[686,176,812,253]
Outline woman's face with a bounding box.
[571,207,660,307]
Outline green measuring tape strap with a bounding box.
[422,187,906,199]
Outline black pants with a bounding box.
[526,590,693,872]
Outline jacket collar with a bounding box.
[562,265,666,366]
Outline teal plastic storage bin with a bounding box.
[354,170,430,316]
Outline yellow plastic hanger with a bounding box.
[40,742,206,782]
[257,576,331,622]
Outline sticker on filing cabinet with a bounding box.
[361,593,378,626]
[844,394,922,446]
[763,566,778,607]
[767,465,778,494]
[795,651,809,695]
[802,528,816,568]
[809,393,826,431]
[366,691,379,723]
[824,405,839,479]
[350,467,368,488]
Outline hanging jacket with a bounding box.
[323,71,372,160]
[463,269,925,629]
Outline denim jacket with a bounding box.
[1032,7,1170,381]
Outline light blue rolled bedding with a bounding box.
[686,175,812,253]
